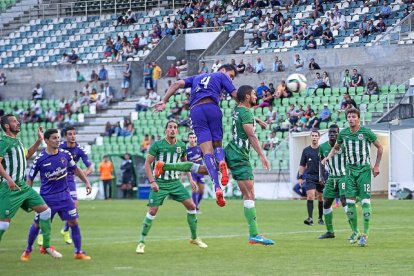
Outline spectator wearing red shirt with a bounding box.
[165,63,178,78]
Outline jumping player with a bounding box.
[186,133,205,212]
[22,128,92,261]
[322,108,383,246]
[136,120,207,254]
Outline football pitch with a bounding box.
[0,199,413,275]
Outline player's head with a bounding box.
[346,108,360,127]
[328,124,340,142]
[44,128,61,149]
[164,120,179,139]
[0,114,20,134]
[310,130,320,145]
[103,155,109,161]
[218,64,237,80]
[124,153,131,160]
[237,85,257,107]
[188,132,197,146]
[64,126,76,143]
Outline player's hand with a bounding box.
[152,101,166,112]
[150,181,159,192]
[7,180,21,191]
[83,170,91,176]
[37,127,44,141]
[85,182,92,195]
[321,157,328,165]
[260,154,270,170]
[190,180,198,192]
[298,179,304,186]
[255,118,268,129]
[372,165,380,177]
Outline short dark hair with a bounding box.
[0,114,14,131]
[329,124,339,130]
[165,120,178,129]
[188,132,196,137]
[217,64,238,77]
[346,107,360,118]
[64,126,76,136]
[44,128,59,140]
[237,85,254,102]
[311,130,320,136]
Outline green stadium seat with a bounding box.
[380,85,389,93]
[356,87,364,95]
[375,103,384,113]
[397,84,406,94]
[389,85,398,93]
[324,88,332,96]
[348,87,356,95]
[315,88,324,97]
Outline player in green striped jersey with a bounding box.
[136,120,207,254]
[318,124,351,239]
[322,108,383,246]
[0,114,62,258]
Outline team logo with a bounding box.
[176,147,182,154]
[60,157,65,164]
[337,149,342,154]
[5,210,10,216]
[358,134,364,140]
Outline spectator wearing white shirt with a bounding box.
[45,108,56,122]
[31,100,43,116]
[254,57,265,74]
[211,59,222,72]
[136,95,152,112]
[32,83,44,100]
[294,54,304,72]
[148,89,160,104]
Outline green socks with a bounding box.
[324,208,334,233]
[140,213,155,243]
[187,211,198,240]
[0,229,4,242]
[39,219,51,249]
[346,201,360,234]
[244,200,259,237]
[362,201,372,235]
[163,162,193,172]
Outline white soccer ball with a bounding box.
[286,73,307,93]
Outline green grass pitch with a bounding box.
[0,199,413,275]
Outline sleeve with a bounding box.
[319,145,324,159]
[79,147,92,167]
[66,152,77,170]
[337,130,344,144]
[28,157,40,181]
[148,142,158,157]
[240,109,255,125]
[0,140,8,158]
[299,149,307,167]
[181,144,187,159]
[366,128,377,143]
[221,74,236,94]
[183,76,195,88]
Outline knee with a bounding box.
[187,202,197,210]
[323,202,331,209]
[0,221,10,231]
[243,200,255,209]
[39,208,51,220]
[148,208,158,216]
[67,220,78,226]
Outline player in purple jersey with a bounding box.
[59,126,93,243]
[187,133,205,213]
[154,64,237,207]
[23,128,92,261]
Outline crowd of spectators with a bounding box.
[104,117,135,137]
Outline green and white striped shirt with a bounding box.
[227,106,255,160]
[337,126,377,168]
[149,139,186,183]
[319,141,346,177]
[0,135,27,185]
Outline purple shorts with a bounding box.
[191,172,205,184]
[190,103,223,144]
[37,191,78,222]
[67,179,78,200]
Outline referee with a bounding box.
[298,130,324,226]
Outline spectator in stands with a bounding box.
[377,0,392,19]
[0,72,7,85]
[319,104,331,123]
[313,21,324,37]
[342,69,352,87]
[167,101,182,120]
[70,97,82,114]
[31,100,42,118]
[280,21,294,41]
[332,11,347,30]
[365,77,379,95]
[104,122,115,137]
[90,89,98,104]
[125,9,136,24]
[257,89,275,108]
[340,93,358,112]
[144,63,153,90]
[303,35,318,50]
[266,23,279,41]
[276,60,285,72]
[275,80,291,99]
[376,18,387,32]
[245,62,254,73]
[132,33,140,53]
[294,53,304,72]
[90,70,99,83]
[322,27,334,46]
[230,59,237,68]
[257,16,268,37]
[306,111,319,130]
[254,57,265,74]
[265,105,277,127]
[12,106,24,120]
[312,0,324,20]
[122,41,134,60]
[148,89,160,104]
[83,83,91,95]
[177,59,188,79]
[263,131,279,151]
[257,81,269,101]
[165,63,178,78]
[198,61,209,74]
[268,83,275,94]
[308,58,321,70]
[306,72,326,95]
[322,71,331,88]
[365,0,379,7]
[44,108,56,122]
[271,56,280,72]
[79,91,89,106]
[286,104,299,126]
[138,33,149,50]
[304,104,315,120]
[211,59,222,72]
[99,155,114,200]
[60,53,70,64]
[357,16,370,37]
[32,83,44,100]
[136,94,151,112]
[122,63,131,99]
[350,68,364,87]
[246,32,262,51]
[111,48,121,62]
[68,49,80,64]
[237,59,246,74]
[140,134,152,154]
[152,62,162,93]
[98,65,108,81]
[76,70,85,82]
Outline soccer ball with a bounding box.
[286,73,307,93]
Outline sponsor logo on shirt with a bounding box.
[358,134,364,140]
[176,147,182,154]
[43,163,51,167]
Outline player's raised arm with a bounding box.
[26,127,44,160]
[145,154,159,192]
[153,80,186,112]
[243,123,270,170]
[372,140,383,177]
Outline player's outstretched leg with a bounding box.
[214,147,229,186]
[0,221,9,243]
[154,161,198,178]
[136,211,156,254]
[21,223,40,261]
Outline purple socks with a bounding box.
[70,224,82,253]
[26,223,40,252]
[214,147,225,163]
[203,153,220,189]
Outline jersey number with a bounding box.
[200,76,211,89]
[341,183,346,190]
[364,184,371,192]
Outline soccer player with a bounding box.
[0,114,62,258]
[153,64,238,207]
[22,128,92,260]
[186,132,205,213]
[153,86,275,245]
[298,130,324,226]
[318,124,350,239]
[322,108,383,246]
[136,120,208,254]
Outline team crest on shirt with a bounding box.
[176,147,182,154]
[358,134,364,140]
[60,157,66,164]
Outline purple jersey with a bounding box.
[60,141,92,182]
[186,145,203,165]
[28,149,77,199]
[184,72,236,108]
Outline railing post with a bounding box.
[115,0,117,17]
[100,0,102,17]
[85,1,88,16]
[387,93,390,113]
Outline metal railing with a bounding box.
[374,11,414,45]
